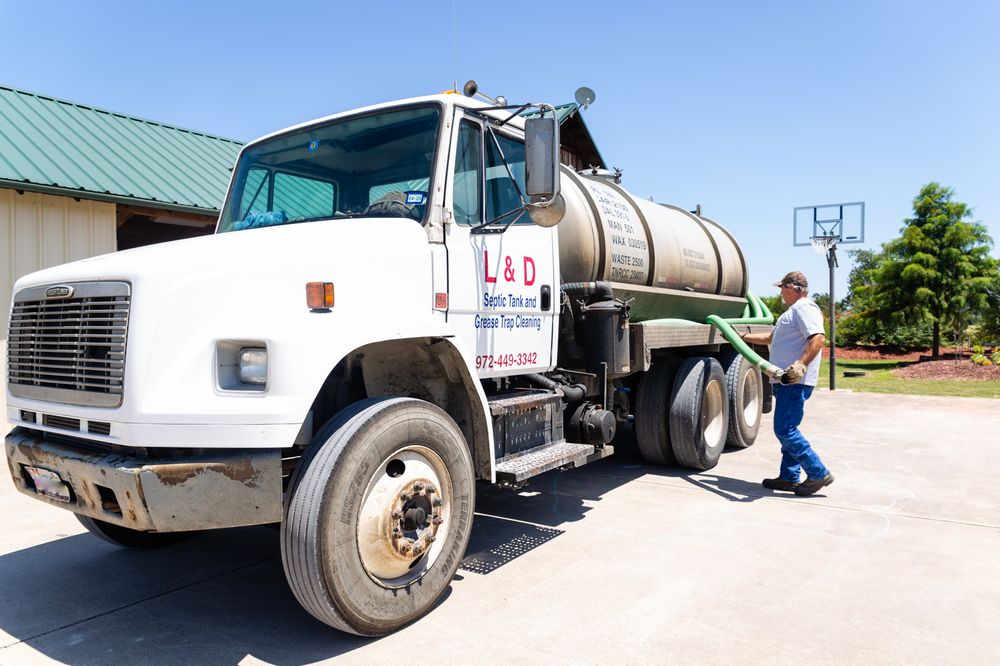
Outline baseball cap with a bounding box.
[774,271,808,290]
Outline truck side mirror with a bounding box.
[524,116,565,227]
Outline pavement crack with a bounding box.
[0,555,277,651]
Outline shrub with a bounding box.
[971,345,1000,366]
[839,312,933,349]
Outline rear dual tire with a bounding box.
[669,357,729,471]
[721,348,763,450]
[635,360,678,465]
[637,350,762,471]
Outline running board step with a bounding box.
[495,441,595,485]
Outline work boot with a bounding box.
[794,473,834,496]
[762,478,799,492]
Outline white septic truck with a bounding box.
[5,88,782,635]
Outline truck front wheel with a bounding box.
[282,397,475,636]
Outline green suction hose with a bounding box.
[706,291,784,380]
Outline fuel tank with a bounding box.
[557,168,749,321]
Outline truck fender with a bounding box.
[302,336,494,482]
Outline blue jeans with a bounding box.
[772,383,829,482]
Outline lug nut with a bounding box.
[432,498,443,507]
[425,485,436,494]
[425,535,436,543]
[391,509,403,519]
[412,544,423,555]
[392,527,401,536]
[432,515,443,525]
[400,492,411,501]
[413,482,424,493]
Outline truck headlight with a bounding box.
[216,340,268,392]
[238,347,268,385]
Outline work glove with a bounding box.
[780,360,807,385]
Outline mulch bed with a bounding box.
[836,347,922,361]
[834,346,1000,381]
[892,360,1000,381]
[835,346,966,361]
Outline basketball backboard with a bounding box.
[793,202,864,246]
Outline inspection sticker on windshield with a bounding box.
[405,191,426,205]
[24,465,72,502]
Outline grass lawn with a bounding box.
[815,358,1000,399]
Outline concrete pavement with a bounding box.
[1,366,998,664]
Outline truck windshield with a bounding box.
[218,106,440,233]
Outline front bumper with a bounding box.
[5,428,283,532]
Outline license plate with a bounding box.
[24,465,72,503]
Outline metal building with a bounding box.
[0,85,243,337]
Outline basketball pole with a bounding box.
[826,243,838,391]
[796,201,864,392]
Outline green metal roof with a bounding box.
[521,102,579,124]
[0,85,244,215]
[522,102,607,168]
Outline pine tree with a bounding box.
[872,183,995,356]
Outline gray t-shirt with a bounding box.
[770,297,824,386]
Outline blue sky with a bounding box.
[2,0,998,300]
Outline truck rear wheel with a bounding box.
[669,357,729,471]
[75,515,193,548]
[635,359,678,465]
[282,397,475,636]
[721,349,763,449]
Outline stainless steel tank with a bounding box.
[558,168,749,321]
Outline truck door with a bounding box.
[444,112,558,377]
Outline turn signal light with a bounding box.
[306,282,334,310]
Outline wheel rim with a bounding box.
[739,366,761,428]
[356,445,452,587]
[702,379,726,448]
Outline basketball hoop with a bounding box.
[810,235,838,256]
[794,202,864,248]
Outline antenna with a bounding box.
[575,86,596,110]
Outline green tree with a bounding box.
[842,248,882,312]
[809,292,844,341]
[868,183,995,356]
[809,292,847,317]
[759,294,788,318]
[839,247,934,348]
[979,273,1000,342]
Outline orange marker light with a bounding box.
[306,282,334,310]
[434,292,448,309]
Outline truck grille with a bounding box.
[7,282,130,407]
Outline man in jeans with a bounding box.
[741,271,834,496]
